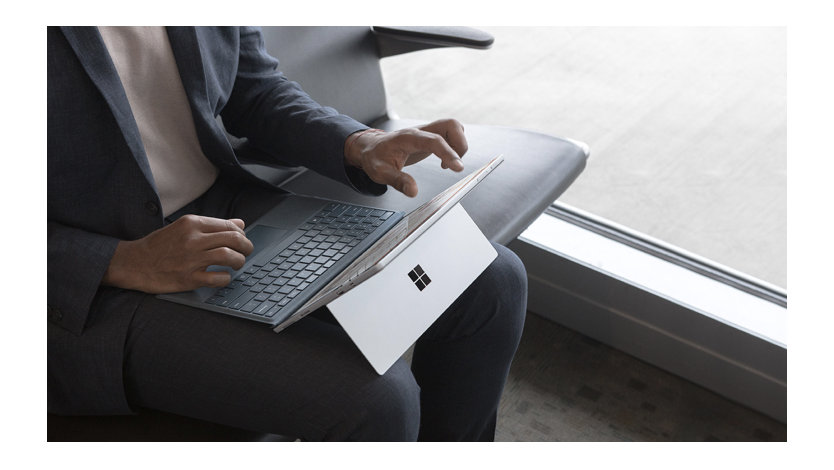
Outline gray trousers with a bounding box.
[122,177,527,441]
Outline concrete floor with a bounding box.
[379,27,786,289]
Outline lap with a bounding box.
[123,296,417,440]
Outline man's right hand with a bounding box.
[102,215,254,294]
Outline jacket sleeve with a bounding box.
[47,220,120,335]
[219,26,386,196]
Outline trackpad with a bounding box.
[246,225,290,258]
[207,225,289,274]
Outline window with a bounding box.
[380,27,786,289]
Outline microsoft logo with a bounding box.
[407,264,432,291]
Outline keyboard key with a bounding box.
[241,300,261,313]
[291,262,308,272]
[254,301,277,316]
[264,304,282,318]
[230,291,257,310]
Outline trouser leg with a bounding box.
[123,297,421,441]
[411,243,528,441]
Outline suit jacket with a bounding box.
[47,26,383,414]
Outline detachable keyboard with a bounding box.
[203,202,400,324]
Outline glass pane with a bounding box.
[380,27,786,288]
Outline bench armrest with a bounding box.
[372,26,494,58]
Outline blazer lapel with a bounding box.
[165,27,247,176]
[59,26,158,192]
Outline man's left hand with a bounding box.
[344,119,468,197]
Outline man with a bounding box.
[48,26,527,441]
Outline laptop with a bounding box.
[159,155,504,337]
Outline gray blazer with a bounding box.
[47,26,381,414]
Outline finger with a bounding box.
[372,162,419,197]
[201,246,248,271]
[178,215,246,234]
[419,119,468,157]
[192,270,232,289]
[197,230,254,256]
[443,123,468,157]
[406,130,464,172]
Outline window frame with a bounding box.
[508,202,787,423]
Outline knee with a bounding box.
[439,243,527,343]
[478,243,528,317]
[339,359,421,441]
